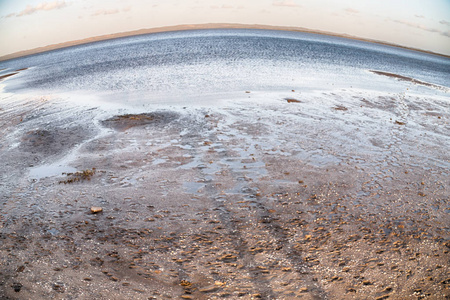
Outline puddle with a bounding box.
[183,181,206,195]
[29,165,77,180]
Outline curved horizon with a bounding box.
[1,0,449,58]
[1,23,449,62]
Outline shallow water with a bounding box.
[1,29,449,104]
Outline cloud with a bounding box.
[440,20,450,26]
[392,19,449,38]
[91,9,120,16]
[210,4,234,9]
[344,8,359,14]
[13,1,68,17]
[414,15,424,19]
[273,0,300,7]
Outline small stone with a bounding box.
[12,283,22,292]
[218,254,237,262]
[298,287,308,293]
[91,207,103,214]
[362,280,373,285]
[52,282,65,293]
[16,265,25,272]
[180,280,192,287]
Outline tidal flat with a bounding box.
[0,86,449,299]
[0,29,449,299]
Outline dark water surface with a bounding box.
[1,29,449,100]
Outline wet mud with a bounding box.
[370,70,449,92]
[0,89,449,299]
[102,112,179,132]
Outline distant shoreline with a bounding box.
[1,23,449,62]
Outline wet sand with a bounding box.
[369,71,450,92]
[0,86,449,299]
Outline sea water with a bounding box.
[0,29,449,105]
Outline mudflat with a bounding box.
[0,86,449,299]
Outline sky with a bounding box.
[0,0,449,56]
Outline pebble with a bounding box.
[12,283,22,292]
[90,207,103,213]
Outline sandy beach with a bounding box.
[0,62,449,300]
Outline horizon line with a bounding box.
[1,23,449,62]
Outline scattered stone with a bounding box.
[16,265,25,272]
[52,282,65,293]
[334,105,348,111]
[286,98,301,103]
[12,283,22,292]
[180,280,192,287]
[218,254,237,262]
[91,207,103,214]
